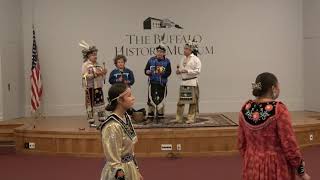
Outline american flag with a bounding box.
[30,26,43,112]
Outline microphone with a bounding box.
[177,65,181,75]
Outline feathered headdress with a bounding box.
[79,40,98,60]
[184,38,199,56]
[156,33,166,52]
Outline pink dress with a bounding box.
[238,100,303,180]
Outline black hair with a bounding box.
[252,72,278,97]
[156,45,166,52]
[105,83,128,111]
[113,55,127,65]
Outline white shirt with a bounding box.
[178,54,201,86]
[81,60,105,88]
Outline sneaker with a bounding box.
[147,112,154,117]
[157,113,164,119]
[185,119,195,124]
[98,116,106,122]
[89,123,97,128]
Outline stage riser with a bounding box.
[0,124,24,142]
[14,125,320,157]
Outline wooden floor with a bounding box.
[1,111,320,157]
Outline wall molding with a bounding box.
[304,105,320,112]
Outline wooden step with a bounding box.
[0,141,15,147]
[0,123,24,142]
[0,142,16,154]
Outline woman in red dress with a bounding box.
[238,72,311,180]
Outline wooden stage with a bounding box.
[1,111,320,157]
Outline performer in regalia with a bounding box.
[173,40,201,124]
[99,83,143,180]
[109,55,135,87]
[238,72,311,180]
[144,37,172,123]
[80,40,107,127]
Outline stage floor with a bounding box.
[2,111,320,130]
[1,111,320,157]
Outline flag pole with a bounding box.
[31,24,37,129]
[31,0,37,128]
[30,24,45,129]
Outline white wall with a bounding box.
[0,52,2,120]
[21,0,304,116]
[0,1,4,120]
[303,0,320,112]
[0,0,25,120]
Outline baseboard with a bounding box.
[283,98,305,111]
[304,33,320,39]
[304,105,320,112]
[24,97,304,117]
